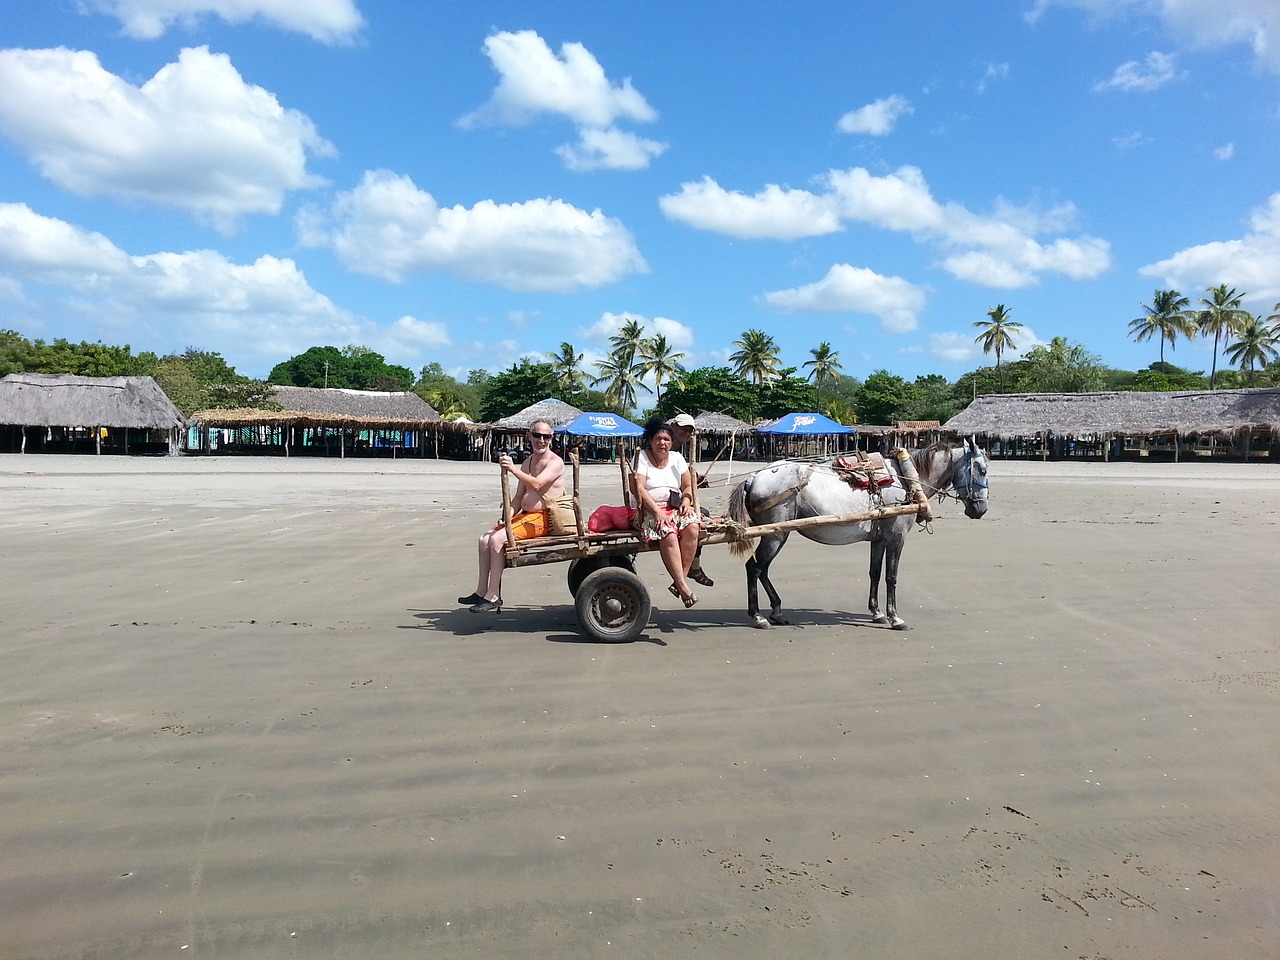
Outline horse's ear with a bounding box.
[966,435,977,452]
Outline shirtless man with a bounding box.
[460,420,565,612]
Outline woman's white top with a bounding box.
[634,449,687,506]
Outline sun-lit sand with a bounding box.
[2,453,1278,959]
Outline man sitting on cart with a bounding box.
[460,420,565,613]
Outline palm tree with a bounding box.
[1197,284,1251,389]
[1129,289,1196,364]
[637,333,686,404]
[591,350,649,412]
[729,329,782,386]
[1223,317,1279,385]
[802,341,843,412]
[547,341,585,394]
[972,304,1024,393]
[609,318,647,367]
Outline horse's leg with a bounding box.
[881,531,908,630]
[750,532,790,627]
[744,551,764,626]
[867,537,887,624]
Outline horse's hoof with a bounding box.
[890,620,908,631]
[752,616,771,629]
[871,615,889,625]
[768,615,790,626]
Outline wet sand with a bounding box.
[1,454,1278,959]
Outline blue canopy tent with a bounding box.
[554,412,643,462]
[755,412,856,435]
[754,412,857,458]
[554,412,644,437]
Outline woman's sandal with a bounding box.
[668,583,698,608]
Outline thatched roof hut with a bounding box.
[493,398,583,430]
[690,410,753,435]
[0,373,185,454]
[944,388,1280,460]
[188,385,442,457]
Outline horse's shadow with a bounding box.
[401,604,901,645]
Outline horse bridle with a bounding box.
[954,446,989,505]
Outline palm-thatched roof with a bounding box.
[944,388,1280,438]
[691,410,754,434]
[0,373,184,428]
[191,385,440,427]
[493,398,583,430]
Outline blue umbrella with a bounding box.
[553,412,645,437]
[755,412,856,434]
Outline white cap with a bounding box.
[667,412,696,429]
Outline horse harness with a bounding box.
[752,452,897,513]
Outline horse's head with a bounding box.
[954,437,989,519]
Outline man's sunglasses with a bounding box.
[531,432,554,440]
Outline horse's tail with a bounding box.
[727,476,755,558]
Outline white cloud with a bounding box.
[650,315,694,348]
[459,30,665,171]
[297,170,647,292]
[556,126,667,171]
[0,202,368,369]
[929,332,980,364]
[386,315,450,349]
[1139,192,1280,302]
[977,61,1010,93]
[1094,51,1182,91]
[661,165,1111,288]
[836,94,913,135]
[83,0,364,42]
[0,46,331,232]
[657,176,842,240]
[1214,142,1236,160]
[759,263,926,333]
[1030,0,1280,73]
[1112,130,1154,149]
[580,311,693,349]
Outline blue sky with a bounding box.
[1,1,1278,386]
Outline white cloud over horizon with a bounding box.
[297,170,648,292]
[83,0,363,42]
[459,30,667,171]
[760,264,927,333]
[1139,192,1280,303]
[836,94,913,135]
[0,46,332,232]
[660,165,1111,290]
[1094,51,1182,91]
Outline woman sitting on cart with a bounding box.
[632,415,702,608]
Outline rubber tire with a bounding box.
[566,554,634,599]
[574,566,651,643]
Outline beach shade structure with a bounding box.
[553,412,644,437]
[755,412,856,435]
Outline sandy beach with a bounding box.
[1,453,1277,959]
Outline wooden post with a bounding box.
[501,464,516,552]
[570,451,586,548]
[892,448,933,522]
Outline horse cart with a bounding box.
[497,449,937,642]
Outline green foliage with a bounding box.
[269,344,413,391]
[0,330,156,377]
[756,368,816,420]
[479,359,558,422]
[414,361,482,419]
[655,366,761,422]
[1008,336,1106,393]
[855,370,920,424]
[909,373,963,423]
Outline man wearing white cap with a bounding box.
[666,413,714,587]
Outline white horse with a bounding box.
[727,439,990,629]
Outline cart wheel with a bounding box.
[574,566,651,643]
[567,555,635,599]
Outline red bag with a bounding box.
[588,504,635,532]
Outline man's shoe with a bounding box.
[688,568,714,587]
[470,599,502,614]
[458,592,485,605]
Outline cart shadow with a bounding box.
[403,605,899,642]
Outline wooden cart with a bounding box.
[498,451,931,642]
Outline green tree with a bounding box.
[609,317,647,367]
[1196,284,1251,390]
[757,368,818,420]
[547,342,586,394]
[729,329,782,386]
[656,366,760,423]
[856,370,919,424]
[1010,336,1106,393]
[638,333,686,404]
[1125,362,1207,392]
[802,341,843,413]
[479,359,558,422]
[591,350,649,412]
[973,304,1024,393]
[1129,289,1196,364]
[1224,317,1279,385]
[909,373,963,423]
